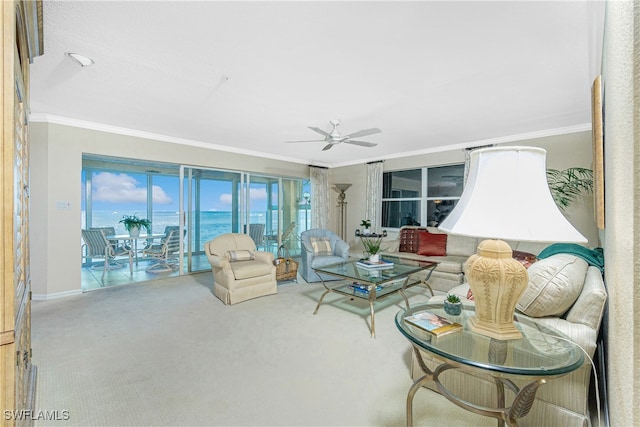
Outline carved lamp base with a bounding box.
[466,239,528,341]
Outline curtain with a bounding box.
[366,161,384,231]
[464,145,494,185]
[310,166,329,229]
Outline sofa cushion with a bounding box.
[444,232,479,257]
[310,237,332,256]
[227,250,255,262]
[417,231,447,256]
[231,259,273,280]
[516,254,588,318]
[399,227,425,253]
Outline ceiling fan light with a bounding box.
[65,52,95,67]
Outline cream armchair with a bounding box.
[204,233,277,305]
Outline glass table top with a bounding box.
[313,257,437,286]
[396,303,584,377]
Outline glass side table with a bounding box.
[395,303,584,427]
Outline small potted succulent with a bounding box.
[444,293,462,316]
[119,214,151,238]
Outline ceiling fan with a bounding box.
[286,120,381,151]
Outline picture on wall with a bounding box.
[591,75,604,230]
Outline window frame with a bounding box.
[381,163,465,229]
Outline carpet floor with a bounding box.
[32,273,494,427]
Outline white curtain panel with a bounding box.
[310,166,329,229]
[366,161,384,231]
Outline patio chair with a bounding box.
[248,223,266,250]
[81,229,133,280]
[142,229,181,273]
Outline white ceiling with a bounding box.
[30,1,604,168]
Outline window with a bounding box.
[82,155,309,270]
[382,164,464,228]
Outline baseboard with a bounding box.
[32,289,83,300]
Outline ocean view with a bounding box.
[84,210,306,249]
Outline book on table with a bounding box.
[348,282,384,294]
[403,310,463,337]
[356,259,394,269]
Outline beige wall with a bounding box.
[601,1,638,425]
[29,122,309,297]
[331,130,598,249]
[31,122,598,299]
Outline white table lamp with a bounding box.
[439,146,587,340]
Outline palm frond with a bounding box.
[546,167,594,211]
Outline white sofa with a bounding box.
[414,254,607,426]
[365,226,549,294]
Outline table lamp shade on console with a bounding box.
[438,146,587,340]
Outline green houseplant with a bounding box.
[444,293,462,316]
[546,167,594,211]
[119,214,151,237]
[361,236,384,262]
[360,219,372,235]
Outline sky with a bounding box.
[83,171,269,212]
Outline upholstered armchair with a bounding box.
[300,229,350,283]
[204,233,277,305]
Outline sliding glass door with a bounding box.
[181,166,243,273]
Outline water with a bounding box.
[84,210,309,250]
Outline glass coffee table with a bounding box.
[313,257,438,337]
[396,303,584,427]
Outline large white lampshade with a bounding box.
[439,146,587,340]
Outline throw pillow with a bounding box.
[516,254,588,318]
[399,227,424,253]
[417,231,447,256]
[227,250,255,262]
[310,237,332,256]
[512,250,538,269]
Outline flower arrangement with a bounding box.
[119,214,152,234]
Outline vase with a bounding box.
[444,300,462,316]
[363,228,371,236]
[129,226,140,238]
[369,253,380,263]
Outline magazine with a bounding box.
[356,259,394,269]
[403,310,462,337]
[348,282,384,294]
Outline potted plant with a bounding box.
[444,293,462,316]
[361,236,384,262]
[360,219,372,235]
[546,167,594,211]
[119,214,151,238]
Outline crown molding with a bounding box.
[29,114,590,169]
[28,113,331,167]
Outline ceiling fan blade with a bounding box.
[285,139,326,143]
[308,126,332,138]
[322,143,334,151]
[344,140,377,148]
[344,128,381,139]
